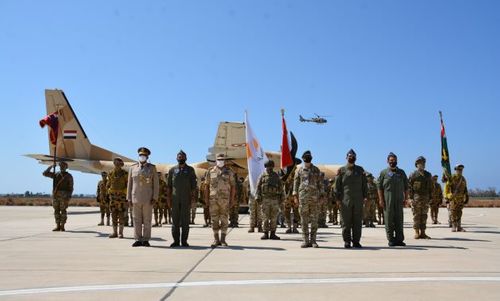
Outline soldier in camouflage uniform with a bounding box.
[190,185,198,225]
[205,153,236,247]
[326,179,335,224]
[255,160,285,240]
[247,176,263,233]
[430,175,443,224]
[153,172,167,227]
[445,164,469,232]
[43,162,74,231]
[408,156,433,239]
[107,158,128,239]
[229,176,243,228]
[283,166,300,234]
[96,172,110,226]
[199,176,211,227]
[364,173,377,228]
[329,180,340,225]
[335,149,368,249]
[293,151,322,248]
[318,172,329,228]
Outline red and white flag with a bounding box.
[280,111,293,169]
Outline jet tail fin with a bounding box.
[44,89,132,162]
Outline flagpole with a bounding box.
[53,106,60,174]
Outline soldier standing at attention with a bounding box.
[445,164,469,232]
[96,172,110,226]
[127,147,159,247]
[190,185,198,225]
[229,177,243,228]
[318,172,329,228]
[107,158,128,238]
[205,153,236,248]
[335,149,368,249]
[364,173,378,228]
[247,175,263,233]
[293,150,322,248]
[166,150,197,247]
[153,172,168,227]
[199,176,211,227]
[408,156,433,239]
[255,160,284,240]
[430,175,443,224]
[43,162,73,231]
[283,166,300,234]
[378,152,409,247]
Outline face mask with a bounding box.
[347,158,356,164]
[417,163,425,171]
[266,167,273,173]
[177,159,186,165]
[216,160,225,167]
[139,155,147,163]
[389,162,397,168]
[303,156,312,163]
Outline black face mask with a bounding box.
[389,162,397,168]
[303,156,312,163]
[266,167,273,173]
[177,159,186,165]
[348,158,356,164]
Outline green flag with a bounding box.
[439,111,451,179]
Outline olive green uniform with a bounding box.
[283,171,300,233]
[255,170,285,233]
[167,164,197,244]
[43,166,73,229]
[153,175,168,226]
[107,168,128,236]
[335,165,368,245]
[96,178,110,226]
[408,169,433,231]
[445,174,469,230]
[378,167,408,244]
[364,181,378,227]
[430,182,443,224]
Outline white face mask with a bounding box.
[139,155,148,163]
[216,160,225,167]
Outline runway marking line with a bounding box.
[1,276,500,296]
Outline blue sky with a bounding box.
[1,0,499,194]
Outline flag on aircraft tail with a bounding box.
[245,111,266,197]
[440,111,451,179]
[280,110,293,169]
[39,112,59,145]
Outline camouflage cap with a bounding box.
[346,149,357,157]
[387,152,397,160]
[177,150,187,157]
[415,156,426,166]
[138,147,151,156]
[59,161,68,168]
[216,153,227,160]
[432,175,439,178]
[264,160,275,168]
[302,150,312,158]
[455,164,464,170]
[365,172,373,178]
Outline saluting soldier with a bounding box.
[107,157,128,238]
[96,171,110,226]
[43,162,73,231]
[127,147,159,247]
[166,150,197,247]
[204,153,236,248]
[255,160,284,240]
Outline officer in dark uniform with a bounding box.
[166,150,198,247]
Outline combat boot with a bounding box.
[118,225,124,238]
[257,225,263,233]
[248,227,255,233]
[261,232,269,240]
[52,224,60,232]
[420,229,431,239]
[60,224,65,231]
[106,217,110,226]
[109,226,118,238]
[270,231,280,240]
[451,223,457,232]
[211,233,220,248]
[220,233,228,247]
[301,240,310,248]
[414,229,420,239]
[285,227,292,234]
[292,226,299,234]
[457,221,466,232]
[98,216,104,226]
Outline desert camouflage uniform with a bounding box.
[329,181,340,225]
[199,178,211,227]
[153,175,168,227]
[409,169,433,232]
[255,170,284,234]
[96,177,110,225]
[283,170,300,233]
[364,180,378,227]
[293,164,322,246]
[191,186,198,224]
[445,174,469,231]
[107,168,128,236]
[229,176,242,227]
[206,165,235,238]
[43,166,73,229]
[318,175,329,228]
[246,176,262,232]
[430,181,443,224]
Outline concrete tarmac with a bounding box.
[0,206,499,300]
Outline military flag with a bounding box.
[39,112,59,145]
[280,109,293,169]
[440,111,452,178]
[245,111,266,197]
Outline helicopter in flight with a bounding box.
[299,113,329,124]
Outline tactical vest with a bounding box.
[108,169,128,193]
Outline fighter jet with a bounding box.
[26,89,341,183]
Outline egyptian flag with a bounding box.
[280,113,293,169]
[39,112,59,145]
[440,111,451,178]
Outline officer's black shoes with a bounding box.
[353,242,362,248]
[369,223,376,228]
[143,241,151,247]
[109,233,118,238]
[170,242,180,248]
[311,242,319,248]
[261,232,269,240]
[203,224,209,228]
[344,242,352,249]
[52,225,60,232]
[285,229,292,234]
[60,225,65,231]
[307,242,313,248]
[152,223,159,228]
[181,241,190,247]
[132,241,142,247]
[396,241,406,247]
[388,241,396,247]
[269,232,280,240]
[248,228,255,233]
[292,228,300,234]
[98,222,104,226]
[301,242,309,248]
[118,234,124,239]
